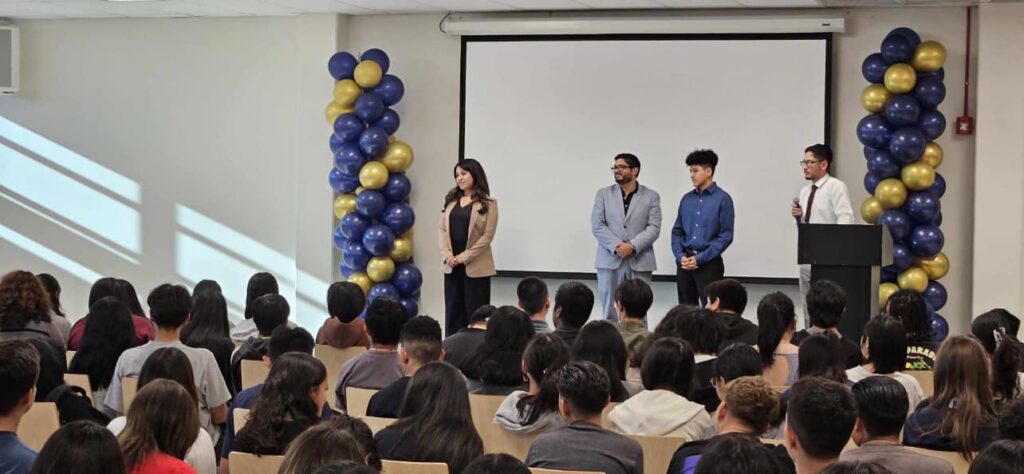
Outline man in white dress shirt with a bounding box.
[791,144,854,328]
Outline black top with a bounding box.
[621,186,637,215]
[375,423,419,463]
[905,342,939,371]
[234,419,309,456]
[791,329,864,369]
[367,376,410,419]
[691,359,719,412]
[442,328,486,376]
[903,399,999,452]
[716,313,759,352]
[667,434,796,474]
[553,326,580,349]
[449,200,473,255]
[187,337,236,397]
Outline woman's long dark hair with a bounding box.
[88,277,128,309]
[69,297,136,390]
[244,272,279,320]
[756,292,796,368]
[798,332,847,383]
[972,310,1024,401]
[395,361,483,474]
[468,306,535,386]
[886,289,932,344]
[442,159,492,214]
[117,280,146,318]
[181,290,230,347]
[137,347,199,405]
[31,420,127,474]
[516,333,570,425]
[234,353,326,455]
[36,273,64,317]
[118,379,198,469]
[572,320,629,402]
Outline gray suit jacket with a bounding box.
[591,184,662,272]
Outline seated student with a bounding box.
[495,333,570,434]
[443,305,493,374]
[707,343,764,414]
[374,362,483,474]
[972,309,1024,403]
[693,432,790,474]
[118,280,148,320]
[608,337,711,439]
[314,463,377,474]
[31,420,127,474]
[819,461,892,474]
[675,307,724,410]
[611,280,653,349]
[840,377,953,474]
[231,294,290,393]
[118,379,200,474]
[791,281,863,369]
[181,290,235,398]
[884,290,938,370]
[526,361,644,474]
[518,277,552,334]
[233,353,328,456]
[845,315,925,410]
[625,333,648,382]
[36,273,72,346]
[0,270,67,354]
[798,332,849,384]
[68,277,155,350]
[69,297,137,412]
[785,377,858,474]
[107,347,216,474]
[758,292,800,387]
[670,377,792,474]
[969,439,1024,474]
[316,282,370,349]
[572,320,635,402]
[552,282,595,348]
[367,316,443,418]
[278,421,369,474]
[999,398,1024,441]
[334,297,407,411]
[904,336,999,460]
[328,414,382,471]
[463,453,531,474]
[230,272,280,343]
[191,280,222,300]
[105,284,231,445]
[0,340,40,474]
[705,279,758,350]
[466,306,535,395]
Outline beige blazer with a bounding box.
[439,198,498,278]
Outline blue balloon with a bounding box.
[333,144,366,176]
[889,27,922,49]
[881,34,914,63]
[917,68,945,81]
[354,93,384,123]
[892,243,912,271]
[339,261,357,279]
[358,126,389,158]
[398,296,419,317]
[862,53,889,84]
[330,133,345,153]
[912,77,946,109]
[928,173,946,198]
[880,265,898,283]
[382,202,415,235]
[333,226,347,251]
[333,112,365,142]
[392,263,423,296]
[909,225,945,257]
[373,75,405,106]
[885,95,921,128]
[923,281,948,312]
[857,115,892,148]
[932,212,943,226]
[383,173,412,202]
[360,49,390,74]
[356,190,387,219]
[329,168,359,193]
[905,192,941,224]
[339,212,371,240]
[342,240,371,270]
[368,282,399,302]
[878,209,912,241]
[362,224,396,256]
[373,108,400,136]
[328,52,358,80]
[888,127,927,163]
[929,313,949,343]
[918,110,946,141]
[864,174,882,195]
[865,147,902,179]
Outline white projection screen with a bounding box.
[462,35,831,280]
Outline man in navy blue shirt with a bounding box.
[0,341,40,474]
[671,149,735,306]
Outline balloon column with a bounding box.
[858,28,949,342]
[327,49,422,317]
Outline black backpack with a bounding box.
[44,383,111,425]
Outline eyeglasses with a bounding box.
[611,165,636,171]
[710,377,723,387]
[799,160,822,168]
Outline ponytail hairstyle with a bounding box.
[972,309,1024,401]
[927,336,997,461]
[442,158,492,214]
[756,292,796,368]
[517,333,570,425]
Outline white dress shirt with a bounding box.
[799,174,855,224]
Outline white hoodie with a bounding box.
[606,389,712,441]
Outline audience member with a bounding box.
[705,279,758,349]
[0,271,66,353]
[278,422,367,474]
[367,316,443,417]
[464,453,530,474]
[675,307,723,410]
[34,273,71,345]
[181,290,234,397]
[845,315,924,409]
[117,379,198,474]
[707,343,764,413]
[552,282,595,348]
[334,297,407,410]
[625,333,648,382]
[191,280,222,300]
[571,320,635,401]
[117,280,147,320]
[30,336,106,425]
[316,282,370,349]
[884,290,936,370]
[791,281,862,369]
[68,277,155,350]
[968,439,1024,474]
[313,463,376,474]
[467,306,535,395]
[442,305,493,374]
[518,277,552,334]
[328,414,382,470]
[999,398,1024,441]
[785,377,857,474]
[798,332,848,383]
[611,279,653,348]
[971,309,1024,402]
[230,272,280,343]
[694,432,789,474]
[0,340,40,474]
[495,333,570,434]
[231,293,290,392]
[29,420,126,474]
[820,461,893,474]
[758,292,800,387]
[69,297,136,411]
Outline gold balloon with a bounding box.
[333,79,362,107]
[897,266,929,293]
[355,186,365,195]
[358,161,389,190]
[861,84,891,114]
[916,252,949,280]
[922,142,943,169]
[333,193,357,219]
[381,141,414,172]
[901,161,936,191]
[389,233,413,262]
[860,197,884,224]
[879,282,900,310]
[388,135,396,143]
[326,101,347,125]
[366,256,396,283]
[874,179,908,209]
[884,63,917,94]
[354,61,383,88]
[912,41,946,73]
[348,273,372,294]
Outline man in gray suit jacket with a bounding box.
[591,153,662,321]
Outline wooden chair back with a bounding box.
[381,460,449,474]
[17,402,60,451]
[625,434,688,474]
[346,387,378,418]
[121,377,138,410]
[479,422,538,460]
[360,416,397,434]
[228,452,284,474]
[314,344,367,406]
[233,408,250,432]
[907,370,934,399]
[63,373,94,402]
[240,359,271,390]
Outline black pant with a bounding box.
[676,256,725,306]
[444,265,491,336]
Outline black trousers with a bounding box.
[444,265,491,336]
[676,256,725,306]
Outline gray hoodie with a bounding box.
[607,389,712,440]
[494,390,567,434]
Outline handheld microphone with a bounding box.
[792,197,801,224]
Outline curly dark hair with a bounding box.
[0,270,51,330]
[234,353,326,456]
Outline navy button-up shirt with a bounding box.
[670,182,735,266]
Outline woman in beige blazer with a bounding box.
[439,159,498,336]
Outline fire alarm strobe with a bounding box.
[955,115,974,136]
